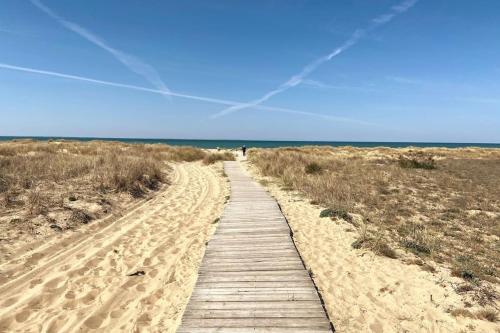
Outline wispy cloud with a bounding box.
[0,62,374,125]
[212,0,419,118]
[386,76,426,85]
[30,0,171,96]
[302,79,379,92]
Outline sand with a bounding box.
[242,159,499,333]
[0,162,228,333]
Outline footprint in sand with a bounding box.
[110,309,125,319]
[2,297,18,307]
[15,309,30,323]
[65,290,76,299]
[0,316,14,331]
[59,264,71,272]
[30,278,44,288]
[26,252,44,265]
[84,315,104,329]
[149,269,159,278]
[82,289,100,305]
[44,277,64,289]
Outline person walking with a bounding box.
[242,145,247,157]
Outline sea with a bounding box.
[0,136,499,149]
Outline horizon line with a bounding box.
[1,135,499,146]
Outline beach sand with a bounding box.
[242,158,499,333]
[0,162,228,333]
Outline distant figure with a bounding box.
[242,145,247,157]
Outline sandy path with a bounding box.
[0,162,228,333]
[242,160,498,333]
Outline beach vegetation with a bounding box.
[305,162,323,174]
[203,151,235,164]
[249,146,500,308]
[398,151,436,169]
[0,140,212,245]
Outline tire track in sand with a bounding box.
[0,162,228,333]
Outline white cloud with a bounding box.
[0,62,374,126]
[30,0,171,96]
[212,0,419,118]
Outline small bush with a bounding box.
[476,309,498,322]
[450,308,474,318]
[27,189,48,216]
[305,162,322,174]
[70,209,92,224]
[351,238,365,249]
[450,256,498,286]
[472,284,498,306]
[400,222,433,256]
[320,208,352,223]
[455,283,474,294]
[398,154,436,169]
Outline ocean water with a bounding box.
[0,136,499,149]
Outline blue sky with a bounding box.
[1,0,499,142]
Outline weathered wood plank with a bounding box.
[179,318,331,328]
[177,328,331,333]
[196,281,314,288]
[184,301,324,310]
[177,161,332,332]
[182,309,327,319]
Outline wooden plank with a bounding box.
[196,281,314,288]
[179,318,331,328]
[177,161,332,332]
[182,309,326,318]
[177,328,331,333]
[184,301,324,310]
[202,258,302,265]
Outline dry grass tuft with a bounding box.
[451,307,498,322]
[165,146,206,162]
[320,208,352,223]
[398,151,437,169]
[450,308,475,319]
[476,309,498,322]
[203,152,235,165]
[305,162,323,174]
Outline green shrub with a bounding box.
[305,162,322,174]
[320,208,352,223]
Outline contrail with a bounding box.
[0,62,373,125]
[212,0,419,118]
[30,0,171,96]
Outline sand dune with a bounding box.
[0,162,228,333]
[243,160,499,333]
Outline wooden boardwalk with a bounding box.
[178,161,332,332]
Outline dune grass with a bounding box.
[203,151,236,165]
[249,146,500,306]
[0,140,232,244]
